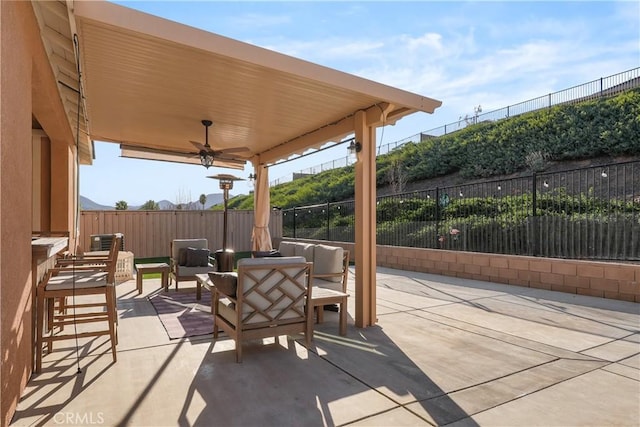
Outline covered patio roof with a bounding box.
[66,0,441,167]
[33,0,442,328]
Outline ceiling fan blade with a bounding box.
[120,145,201,165]
[121,144,246,170]
[215,152,251,161]
[190,140,208,151]
[218,146,251,154]
[191,142,250,155]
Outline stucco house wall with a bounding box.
[1,2,76,425]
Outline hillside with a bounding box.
[80,193,225,210]
[380,154,640,198]
[80,195,112,210]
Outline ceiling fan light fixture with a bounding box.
[199,149,214,168]
[200,119,214,168]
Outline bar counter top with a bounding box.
[31,236,69,259]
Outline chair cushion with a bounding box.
[312,279,343,292]
[208,272,238,297]
[46,271,109,290]
[299,244,315,263]
[176,265,214,276]
[186,247,210,267]
[278,241,296,257]
[313,245,344,282]
[277,242,315,261]
[237,256,306,267]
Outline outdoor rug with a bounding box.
[148,290,214,339]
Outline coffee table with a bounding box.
[135,263,169,295]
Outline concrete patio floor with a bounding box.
[12,266,640,426]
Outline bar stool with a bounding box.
[35,236,121,373]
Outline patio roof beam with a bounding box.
[257,103,408,165]
[256,117,354,166]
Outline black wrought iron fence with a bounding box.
[282,160,640,261]
[379,68,640,154]
[272,68,640,187]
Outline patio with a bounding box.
[12,267,640,426]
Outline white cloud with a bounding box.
[263,18,635,135]
[403,33,444,52]
[225,13,292,29]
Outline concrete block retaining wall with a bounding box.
[377,245,640,303]
[283,239,640,303]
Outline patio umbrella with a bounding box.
[251,165,273,251]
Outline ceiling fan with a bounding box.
[190,119,250,169]
[119,119,250,170]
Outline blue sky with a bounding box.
[80,1,640,207]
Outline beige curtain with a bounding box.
[251,165,273,251]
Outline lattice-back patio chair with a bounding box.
[212,256,313,362]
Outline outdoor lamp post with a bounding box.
[207,174,244,271]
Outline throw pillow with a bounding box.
[186,247,210,267]
[178,247,188,266]
[208,272,238,297]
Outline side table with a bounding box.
[135,263,169,295]
[195,273,214,313]
[309,288,349,338]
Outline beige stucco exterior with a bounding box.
[1,2,77,425]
